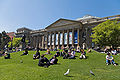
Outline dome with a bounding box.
[76,15,100,21]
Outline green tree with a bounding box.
[91,20,120,48]
[0,33,2,44]
[8,37,22,48]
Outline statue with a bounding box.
[21,34,26,50]
[21,34,26,43]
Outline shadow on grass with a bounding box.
[66,75,74,77]
[86,56,89,59]
[55,63,61,65]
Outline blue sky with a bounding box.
[0,0,120,32]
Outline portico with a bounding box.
[44,18,83,49]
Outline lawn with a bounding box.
[0,50,120,80]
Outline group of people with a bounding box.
[0,46,119,67]
[0,49,10,59]
[104,48,119,66]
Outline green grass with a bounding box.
[0,50,120,80]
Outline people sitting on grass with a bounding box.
[54,50,60,57]
[87,48,91,53]
[76,48,80,53]
[80,49,86,59]
[38,54,50,68]
[0,51,4,57]
[111,49,117,55]
[21,49,28,56]
[68,49,76,59]
[63,49,71,59]
[33,49,40,59]
[46,48,51,55]
[4,51,10,59]
[60,49,66,57]
[106,53,116,66]
[49,55,58,65]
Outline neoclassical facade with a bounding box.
[16,15,120,49]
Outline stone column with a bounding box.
[80,29,83,47]
[58,32,60,49]
[34,36,36,48]
[39,36,42,48]
[32,36,35,47]
[42,36,44,49]
[67,30,69,48]
[37,36,40,48]
[62,31,64,49]
[72,29,74,47]
[46,33,48,49]
[30,36,33,47]
[77,29,80,47]
[53,32,56,49]
[50,33,52,49]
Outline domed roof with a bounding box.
[76,15,99,21]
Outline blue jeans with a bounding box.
[69,56,75,59]
[106,59,115,64]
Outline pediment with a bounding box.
[45,18,80,29]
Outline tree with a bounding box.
[0,33,2,44]
[91,20,120,48]
[8,37,22,48]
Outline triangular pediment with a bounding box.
[45,18,80,29]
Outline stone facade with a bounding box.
[15,15,120,49]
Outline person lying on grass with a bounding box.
[33,49,40,59]
[21,49,28,56]
[80,49,86,59]
[38,54,50,68]
[49,55,58,65]
[106,53,116,66]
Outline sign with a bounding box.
[69,32,72,44]
[74,31,78,44]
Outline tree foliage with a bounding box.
[0,31,10,44]
[91,20,120,48]
[8,37,22,48]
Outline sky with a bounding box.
[0,0,120,33]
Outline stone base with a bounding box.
[22,42,26,50]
